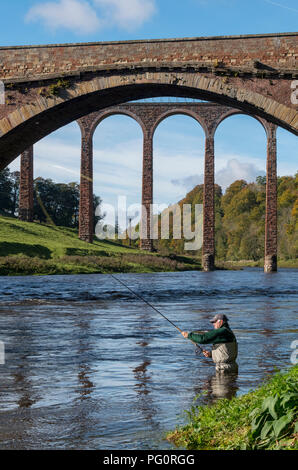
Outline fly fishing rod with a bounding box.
[110,274,204,355]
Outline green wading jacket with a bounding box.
[188,322,238,368]
[187,323,236,345]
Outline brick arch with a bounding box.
[0,70,297,170]
[88,109,147,139]
[211,108,269,138]
[151,108,208,138]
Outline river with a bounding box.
[0,268,297,449]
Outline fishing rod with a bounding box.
[110,274,204,355]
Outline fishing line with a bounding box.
[110,273,203,354]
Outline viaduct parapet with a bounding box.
[0,32,297,169]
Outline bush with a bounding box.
[167,366,298,450]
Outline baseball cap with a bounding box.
[210,314,228,323]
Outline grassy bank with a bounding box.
[216,259,298,269]
[0,216,201,275]
[167,365,298,450]
[1,216,297,275]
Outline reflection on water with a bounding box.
[203,372,239,401]
[0,268,297,449]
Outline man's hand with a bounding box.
[202,350,211,358]
[181,331,189,338]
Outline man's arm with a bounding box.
[181,331,212,357]
[187,329,220,345]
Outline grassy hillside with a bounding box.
[0,215,201,275]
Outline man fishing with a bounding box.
[182,314,238,373]
[110,275,238,373]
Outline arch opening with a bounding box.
[92,114,143,237]
[214,113,268,264]
[153,113,205,253]
[214,113,267,192]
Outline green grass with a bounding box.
[1,216,296,275]
[0,216,138,258]
[216,259,298,269]
[278,259,298,268]
[167,365,298,450]
[0,216,201,275]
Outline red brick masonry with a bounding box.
[0,33,297,168]
[19,102,278,271]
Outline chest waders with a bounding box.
[211,341,238,373]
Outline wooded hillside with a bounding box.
[154,174,297,262]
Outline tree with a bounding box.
[10,171,20,216]
[222,179,247,209]
[93,193,103,230]
[256,175,266,187]
[33,177,103,229]
[0,168,14,215]
[34,177,60,225]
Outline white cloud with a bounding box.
[215,158,265,189]
[172,158,266,193]
[25,0,156,33]
[94,0,156,30]
[25,0,101,34]
[171,174,203,191]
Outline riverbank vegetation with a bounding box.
[167,365,298,450]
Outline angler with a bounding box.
[182,314,238,373]
[110,275,237,371]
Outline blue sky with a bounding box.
[1,0,298,45]
[3,0,298,219]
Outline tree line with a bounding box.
[154,173,297,261]
[0,168,102,228]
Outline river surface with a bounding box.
[0,268,297,450]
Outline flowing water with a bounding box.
[0,268,297,449]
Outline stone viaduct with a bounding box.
[19,101,277,272]
[0,32,297,271]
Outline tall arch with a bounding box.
[79,109,147,141]
[77,111,144,243]
[214,112,277,271]
[212,109,268,138]
[151,108,208,138]
[152,111,207,258]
